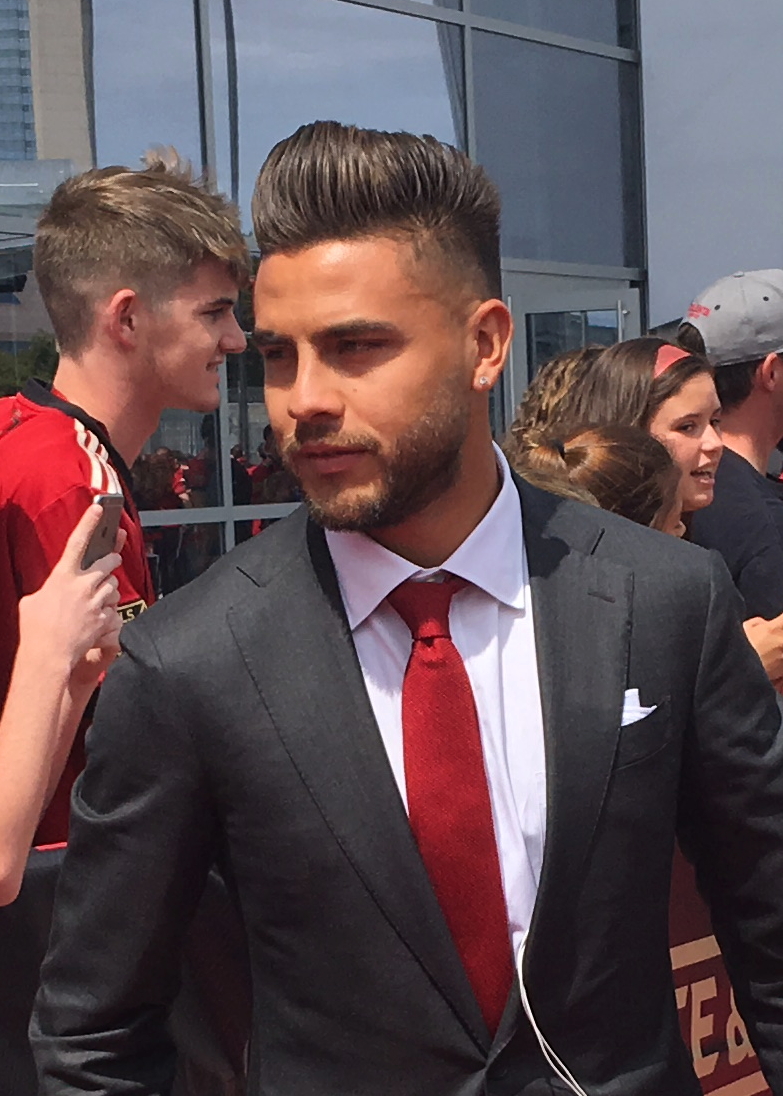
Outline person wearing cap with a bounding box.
[678,269,783,620]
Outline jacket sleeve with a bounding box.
[30,619,218,1095]
[680,550,783,1087]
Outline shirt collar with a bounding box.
[325,445,526,631]
[20,378,134,492]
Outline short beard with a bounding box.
[282,386,470,533]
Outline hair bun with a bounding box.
[550,439,567,460]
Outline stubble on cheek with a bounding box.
[289,384,470,532]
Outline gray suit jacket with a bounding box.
[31,480,783,1095]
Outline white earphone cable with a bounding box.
[516,934,590,1096]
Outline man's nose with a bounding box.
[223,315,247,355]
[287,354,344,422]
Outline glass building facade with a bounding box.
[0,0,644,589]
[0,0,35,160]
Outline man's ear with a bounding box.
[104,288,142,350]
[770,353,783,387]
[468,299,514,394]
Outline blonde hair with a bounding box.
[34,149,251,355]
[506,346,605,450]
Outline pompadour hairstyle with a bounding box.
[251,121,502,299]
[34,149,251,355]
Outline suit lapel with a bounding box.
[227,513,489,1051]
[517,481,633,1005]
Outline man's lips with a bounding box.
[292,445,370,475]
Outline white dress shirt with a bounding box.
[325,447,546,963]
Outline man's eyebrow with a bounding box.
[252,321,400,345]
[252,329,290,345]
[319,320,400,340]
[203,296,238,309]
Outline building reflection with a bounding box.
[0,0,644,578]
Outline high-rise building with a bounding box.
[27,0,94,171]
[0,0,36,160]
[0,0,93,370]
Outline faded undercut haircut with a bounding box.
[251,121,502,300]
[34,149,251,355]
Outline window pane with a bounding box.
[526,309,618,374]
[226,342,301,511]
[471,0,637,49]
[473,32,642,267]
[0,0,98,389]
[138,410,225,510]
[211,0,465,229]
[0,0,204,396]
[92,0,201,168]
[142,521,225,597]
[585,310,619,345]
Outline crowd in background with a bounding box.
[130,422,300,595]
[501,271,783,692]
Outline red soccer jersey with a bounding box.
[0,380,155,843]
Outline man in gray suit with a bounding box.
[32,122,783,1095]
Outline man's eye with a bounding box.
[340,339,383,353]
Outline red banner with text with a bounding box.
[670,848,769,1096]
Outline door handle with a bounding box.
[617,299,630,342]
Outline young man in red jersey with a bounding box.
[0,154,249,1096]
[0,155,249,844]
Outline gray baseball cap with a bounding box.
[683,269,783,367]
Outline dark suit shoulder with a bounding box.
[519,476,716,582]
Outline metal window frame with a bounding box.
[140,503,299,528]
[153,0,644,552]
[340,0,639,62]
[502,258,644,281]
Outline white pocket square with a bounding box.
[621,688,657,727]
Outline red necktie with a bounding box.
[387,576,513,1034]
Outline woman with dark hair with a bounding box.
[512,425,684,536]
[507,338,783,690]
[509,337,723,518]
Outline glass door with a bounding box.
[498,271,641,433]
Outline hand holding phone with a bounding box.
[81,494,124,570]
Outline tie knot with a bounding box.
[387,576,467,641]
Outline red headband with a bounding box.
[653,345,690,378]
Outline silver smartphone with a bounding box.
[81,493,124,569]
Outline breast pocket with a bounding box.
[614,698,672,770]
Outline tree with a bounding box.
[0,331,58,396]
